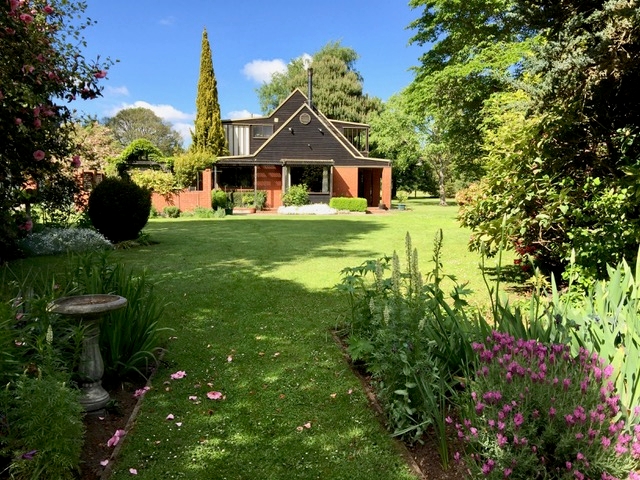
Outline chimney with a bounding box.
[307,67,313,109]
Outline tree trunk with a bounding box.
[438,159,447,206]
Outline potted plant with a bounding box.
[396,190,409,210]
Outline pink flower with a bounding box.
[19,13,33,23]
[94,70,108,79]
[207,391,223,400]
[15,118,22,125]
[170,370,186,380]
[106,429,126,447]
[33,118,41,129]
[43,5,54,14]
[71,155,82,168]
[33,150,45,161]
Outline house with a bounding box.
[151,88,392,212]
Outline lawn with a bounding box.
[6,198,516,479]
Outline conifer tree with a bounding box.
[191,28,228,156]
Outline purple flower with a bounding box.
[21,450,37,460]
[513,412,524,429]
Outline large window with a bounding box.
[252,125,273,139]
[290,166,329,193]
[216,166,254,189]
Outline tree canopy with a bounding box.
[0,0,111,261]
[104,107,183,157]
[191,28,227,157]
[410,0,640,279]
[257,41,382,123]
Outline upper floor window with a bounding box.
[343,127,368,152]
[252,125,273,139]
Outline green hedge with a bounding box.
[329,197,368,212]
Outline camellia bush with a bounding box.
[0,0,112,262]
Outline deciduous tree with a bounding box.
[257,41,382,123]
[105,107,183,156]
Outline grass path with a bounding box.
[30,199,513,478]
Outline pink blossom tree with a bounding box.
[0,0,112,261]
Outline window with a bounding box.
[252,125,273,139]
[290,166,330,193]
[216,166,254,189]
[343,127,368,152]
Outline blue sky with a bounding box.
[72,0,425,145]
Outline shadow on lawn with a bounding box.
[114,258,414,479]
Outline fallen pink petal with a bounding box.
[170,370,187,380]
[106,435,120,448]
[166,414,174,420]
[176,422,183,427]
[304,422,312,429]
[133,386,150,398]
[100,459,109,467]
[227,355,233,362]
[129,468,137,475]
[207,391,223,400]
[188,395,198,401]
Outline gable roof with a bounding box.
[218,89,390,168]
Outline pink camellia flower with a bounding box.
[19,13,33,23]
[43,5,54,14]
[207,391,223,400]
[9,0,19,13]
[94,70,107,79]
[15,118,22,125]
[33,118,41,129]
[71,155,81,168]
[170,370,186,380]
[33,150,45,161]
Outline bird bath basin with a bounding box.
[49,294,127,412]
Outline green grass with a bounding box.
[4,197,517,479]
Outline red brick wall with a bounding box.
[256,165,282,208]
[333,167,358,198]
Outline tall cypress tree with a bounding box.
[191,28,228,156]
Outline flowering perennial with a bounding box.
[457,331,640,478]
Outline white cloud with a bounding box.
[242,59,287,83]
[227,109,260,120]
[158,16,176,26]
[104,85,129,97]
[173,122,193,145]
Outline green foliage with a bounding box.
[0,0,112,263]
[163,206,181,218]
[211,189,230,210]
[188,207,215,219]
[329,197,367,212]
[553,252,640,416]
[173,151,214,189]
[395,191,409,204]
[233,190,267,209]
[282,184,310,206]
[113,138,164,178]
[257,41,382,123]
[2,373,84,479]
[191,28,228,157]
[87,177,152,243]
[336,232,478,467]
[459,332,638,479]
[104,107,183,156]
[18,227,112,257]
[130,169,179,196]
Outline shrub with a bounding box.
[457,331,640,479]
[329,197,368,212]
[163,206,181,218]
[211,189,230,210]
[396,190,409,204]
[282,184,309,206]
[191,207,215,218]
[234,190,267,209]
[1,373,84,479]
[18,228,112,257]
[87,177,151,243]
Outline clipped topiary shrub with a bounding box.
[329,197,368,212]
[87,177,151,243]
[282,184,309,206]
[211,189,230,210]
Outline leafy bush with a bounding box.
[458,331,639,479]
[1,373,84,479]
[18,227,112,256]
[191,207,215,218]
[130,169,179,196]
[336,232,478,467]
[87,177,151,243]
[329,197,368,212]
[396,190,409,204]
[282,184,309,206]
[211,189,230,210]
[163,206,181,218]
[173,151,214,189]
[233,190,267,209]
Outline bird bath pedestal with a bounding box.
[49,294,127,412]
